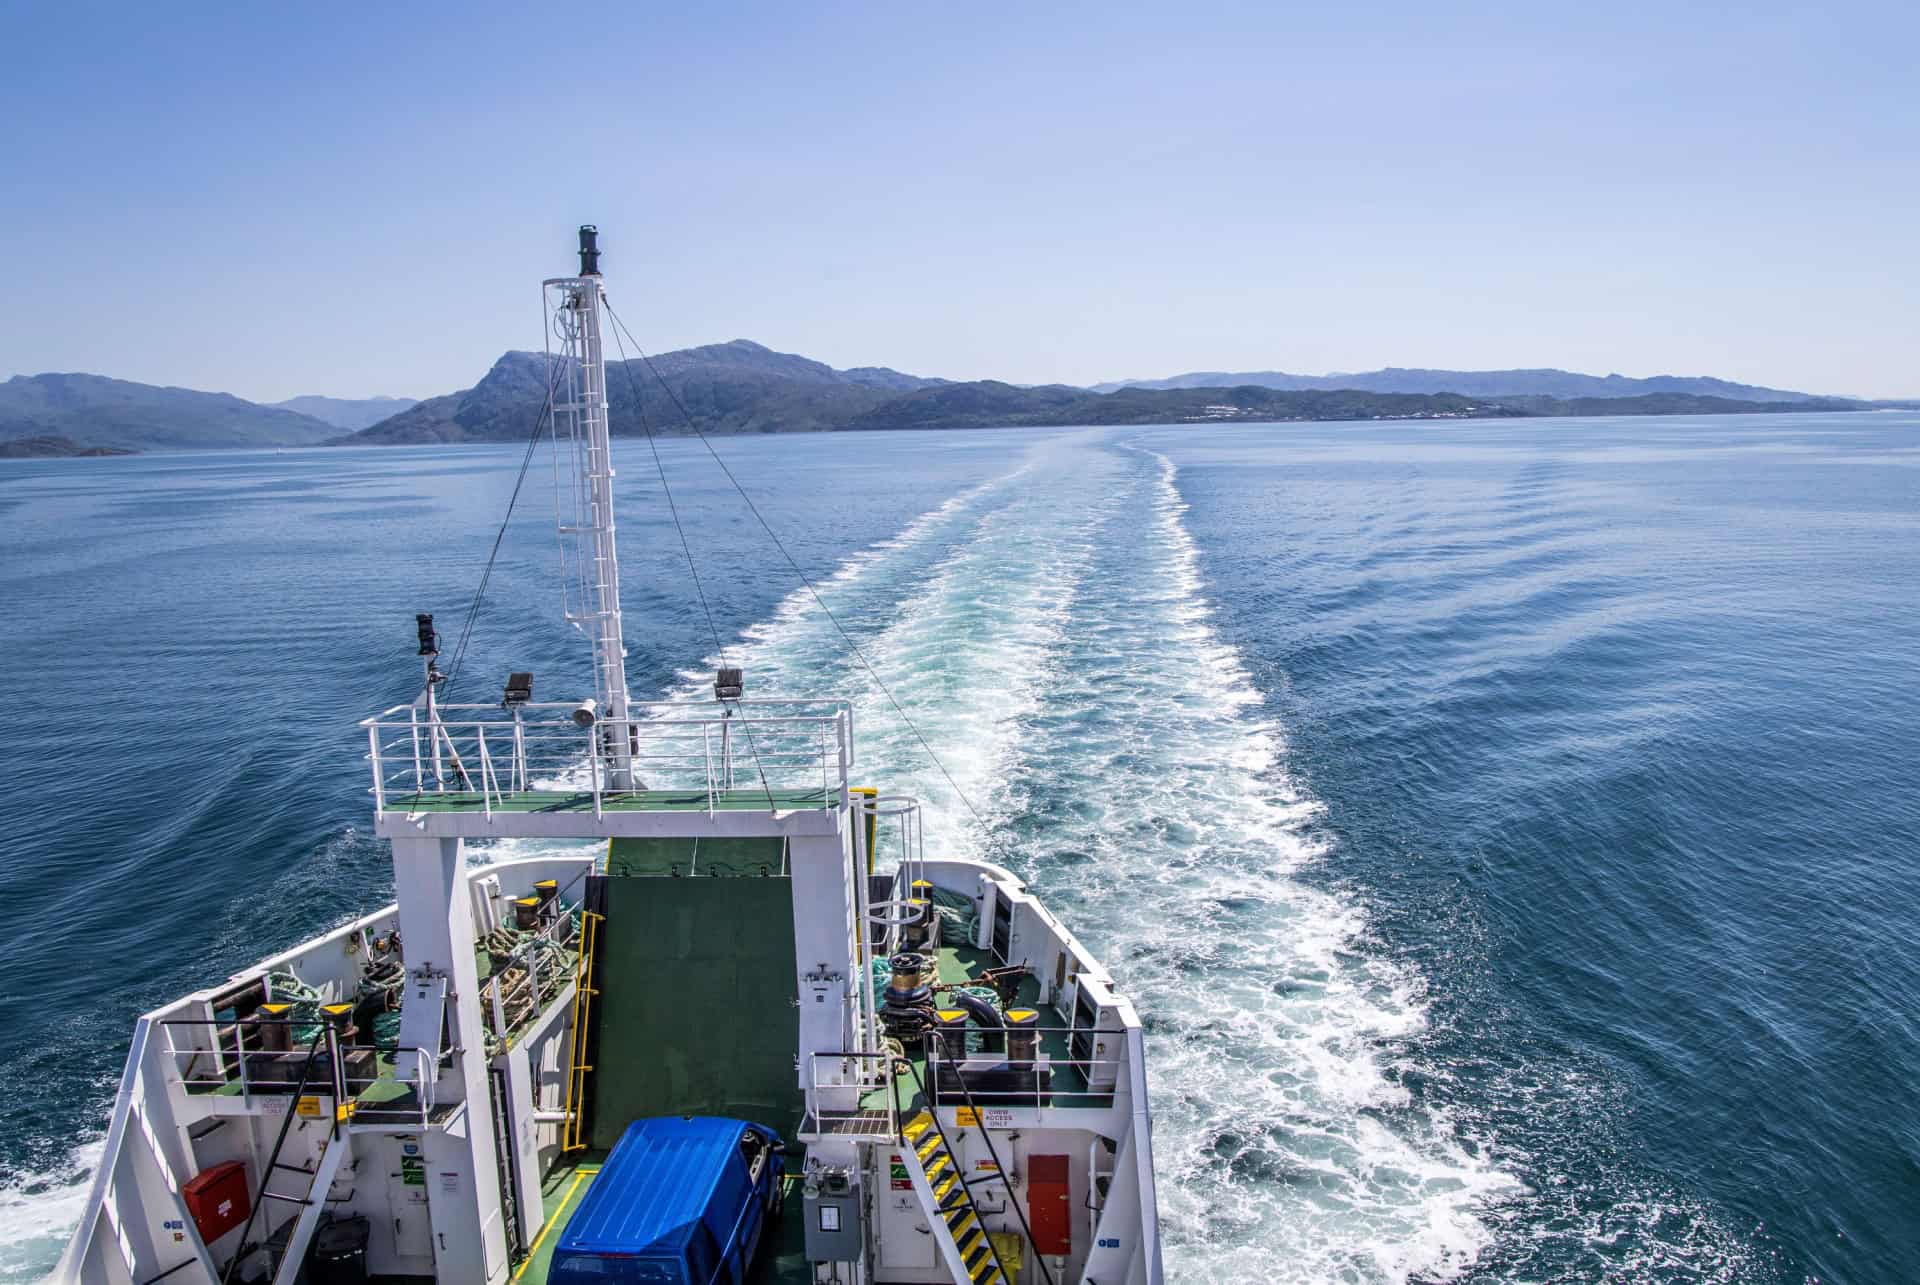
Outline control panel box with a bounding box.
[803,1172,863,1262]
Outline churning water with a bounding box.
[1,414,1915,1281]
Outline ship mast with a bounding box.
[546,226,635,788]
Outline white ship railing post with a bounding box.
[234,1020,250,1105]
[408,703,424,793]
[510,704,526,793]
[367,721,386,814]
[477,726,494,820]
[588,724,603,820]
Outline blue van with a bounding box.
[548,1117,784,1285]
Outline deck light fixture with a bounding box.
[715,667,744,700]
[503,672,533,706]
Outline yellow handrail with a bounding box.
[561,909,602,1152]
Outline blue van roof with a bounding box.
[556,1117,761,1258]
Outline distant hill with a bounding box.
[346,341,901,445]
[342,340,1879,445]
[270,394,419,431]
[842,382,1521,430]
[0,434,136,458]
[1499,393,1863,417]
[15,349,1879,454]
[839,366,951,393]
[0,373,336,451]
[1090,365,1836,403]
[341,342,1546,445]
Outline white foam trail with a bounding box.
[1034,448,1518,1282]
[670,433,1519,1280]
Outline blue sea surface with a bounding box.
[0,413,1914,1282]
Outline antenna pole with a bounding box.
[547,225,634,789]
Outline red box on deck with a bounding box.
[182,1160,250,1244]
[1027,1153,1072,1256]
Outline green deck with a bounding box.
[585,864,804,1147]
[512,1156,602,1283]
[391,787,839,815]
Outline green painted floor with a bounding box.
[392,787,840,815]
[512,1155,602,1283]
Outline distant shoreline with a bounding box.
[7,404,1903,460]
[0,434,138,459]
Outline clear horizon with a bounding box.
[3,2,1916,401]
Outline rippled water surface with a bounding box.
[0,414,1915,1282]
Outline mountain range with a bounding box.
[341,343,1554,446]
[0,347,1884,457]
[269,394,419,431]
[1089,366,1829,401]
[0,373,339,452]
[335,343,1867,445]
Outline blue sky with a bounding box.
[3,1,1916,400]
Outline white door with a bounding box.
[876,1152,938,1270]
[387,1138,435,1263]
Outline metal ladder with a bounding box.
[220,1032,353,1285]
[899,1034,1059,1285]
[901,1109,1009,1285]
[561,908,603,1151]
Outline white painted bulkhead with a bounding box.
[54,854,592,1285]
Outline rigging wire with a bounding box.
[443,353,563,694]
[602,298,778,810]
[602,300,996,842]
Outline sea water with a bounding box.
[0,413,1914,1282]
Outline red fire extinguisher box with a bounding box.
[182,1160,251,1244]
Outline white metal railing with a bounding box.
[159,1015,443,1127]
[804,1049,900,1137]
[862,795,932,953]
[478,903,581,1047]
[361,698,854,816]
[923,1025,1129,1108]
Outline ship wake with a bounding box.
[659,432,1520,1282]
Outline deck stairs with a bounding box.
[258,1127,352,1285]
[901,1110,1009,1285]
[218,1035,355,1285]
